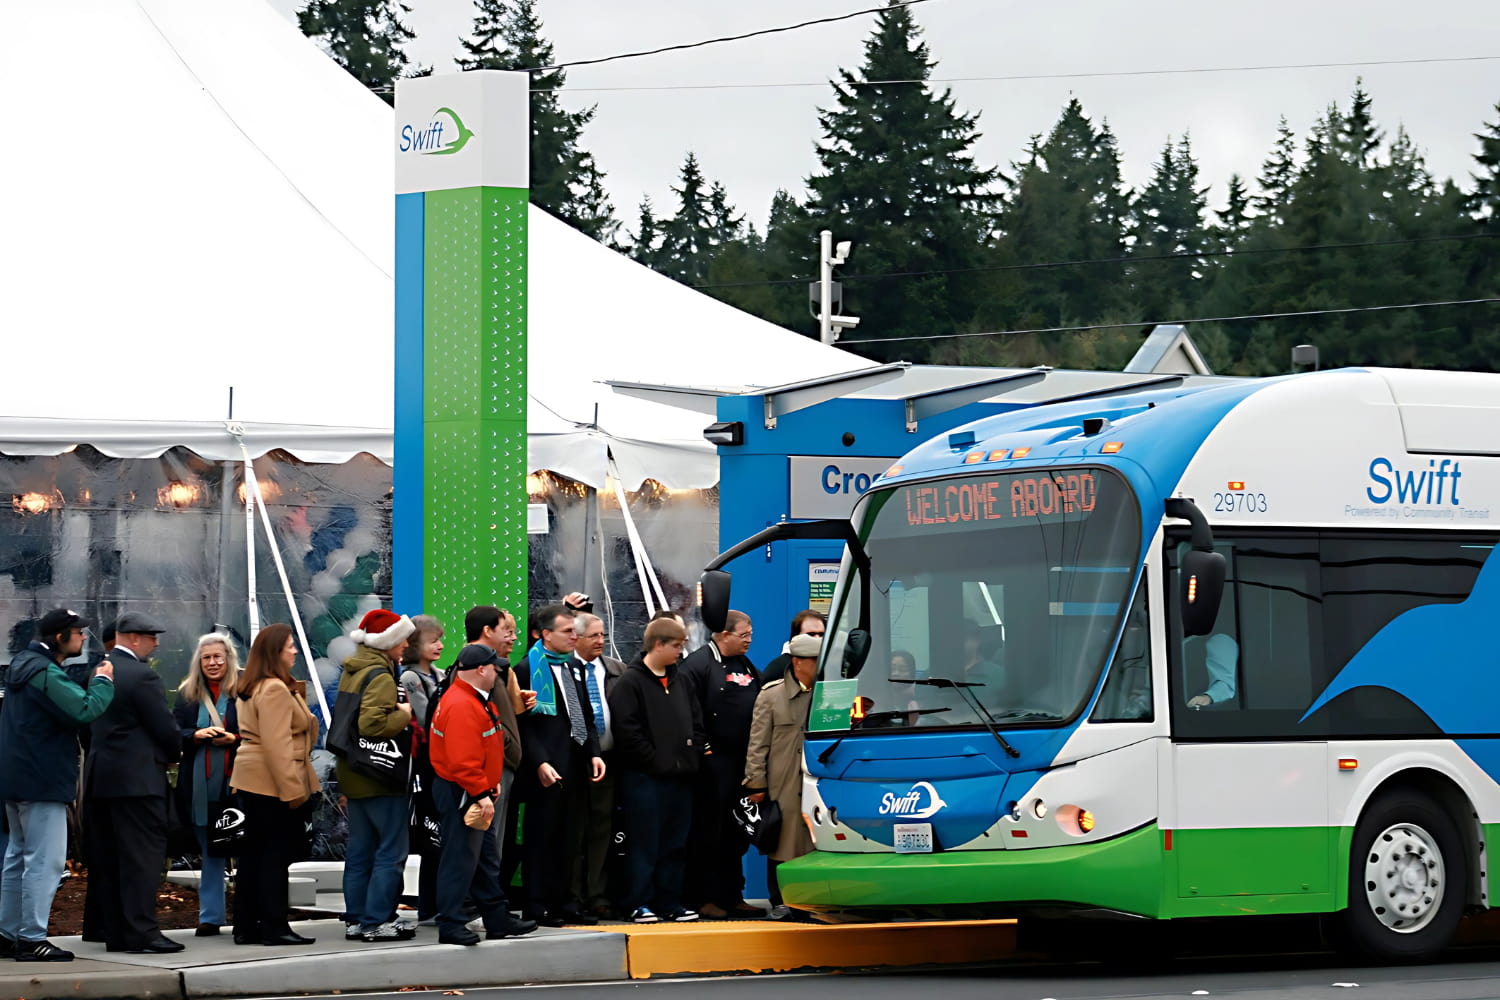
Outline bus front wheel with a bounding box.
[1336,790,1465,962]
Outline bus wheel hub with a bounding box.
[1365,823,1444,933]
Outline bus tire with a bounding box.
[1337,790,1465,962]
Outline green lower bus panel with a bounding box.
[780,824,1352,920]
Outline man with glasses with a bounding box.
[680,610,765,919]
[0,609,114,961]
[761,610,827,684]
[520,605,604,926]
[570,613,626,917]
[462,605,536,903]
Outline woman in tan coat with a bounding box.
[230,623,320,946]
[743,633,819,919]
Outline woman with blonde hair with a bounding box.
[172,633,242,936]
[230,624,320,946]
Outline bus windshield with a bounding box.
[821,466,1141,733]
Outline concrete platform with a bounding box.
[4,918,627,1000]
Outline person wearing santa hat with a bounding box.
[335,609,416,943]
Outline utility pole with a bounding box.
[813,229,860,344]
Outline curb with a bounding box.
[0,957,181,1000]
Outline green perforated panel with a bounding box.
[422,186,529,629]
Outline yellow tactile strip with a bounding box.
[610,918,1018,979]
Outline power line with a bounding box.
[690,231,1500,290]
[532,0,937,73]
[848,297,1500,345]
[547,53,1500,93]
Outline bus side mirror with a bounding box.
[1180,549,1225,636]
[699,570,731,634]
[843,628,871,677]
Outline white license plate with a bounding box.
[893,822,933,854]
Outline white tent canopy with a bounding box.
[1,0,867,487]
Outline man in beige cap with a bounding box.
[744,631,820,920]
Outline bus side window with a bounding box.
[1093,581,1152,722]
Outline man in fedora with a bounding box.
[82,611,183,954]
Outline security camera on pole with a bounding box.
[810,230,860,345]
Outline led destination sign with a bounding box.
[898,470,1102,532]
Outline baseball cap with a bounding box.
[37,608,89,636]
[454,644,501,671]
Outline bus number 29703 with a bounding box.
[1213,491,1269,513]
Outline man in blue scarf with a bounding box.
[519,604,603,926]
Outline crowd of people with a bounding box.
[0,597,826,959]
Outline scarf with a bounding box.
[526,640,573,716]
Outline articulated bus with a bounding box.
[700,367,1500,961]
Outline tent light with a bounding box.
[158,481,202,509]
[13,491,58,515]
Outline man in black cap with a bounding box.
[81,611,183,954]
[0,609,115,961]
[428,644,537,945]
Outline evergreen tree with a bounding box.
[657,153,715,284]
[998,100,1132,331]
[1468,104,1500,226]
[1130,134,1210,320]
[458,0,617,242]
[1252,117,1298,224]
[628,198,664,271]
[1214,174,1253,250]
[803,1,1002,361]
[298,0,415,106]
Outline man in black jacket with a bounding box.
[570,613,626,917]
[82,611,183,954]
[0,609,114,962]
[606,616,702,924]
[679,610,764,919]
[519,604,604,926]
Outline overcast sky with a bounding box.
[269,0,1500,232]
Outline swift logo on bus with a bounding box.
[1366,457,1463,505]
[878,781,948,819]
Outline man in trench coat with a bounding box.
[742,632,819,920]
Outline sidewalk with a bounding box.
[1,917,628,1000]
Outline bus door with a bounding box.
[1164,535,1335,904]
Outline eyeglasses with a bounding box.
[732,630,752,639]
[583,632,607,641]
[805,631,826,637]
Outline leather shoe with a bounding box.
[559,907,599,926]
[534,911,566,928]
[439,928,480,946]
[731,900,769,918]
[128,938,186,954]
[195,923,221,937]
[233,933,261,945]
[698,902,730,919]
[486,914,538,939]
[262,933,315,946]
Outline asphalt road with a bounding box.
[232,945,1500,1000]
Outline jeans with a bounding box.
[194,826,228,926]
[343,794,410,930]
[616,771,692,914]
[0,801,69,942]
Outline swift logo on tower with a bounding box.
[398,107,476,156]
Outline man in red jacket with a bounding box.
[428,645,537,946]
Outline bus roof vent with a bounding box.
[1377,369,1500,456]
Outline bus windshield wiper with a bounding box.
[911,678,1022,759]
